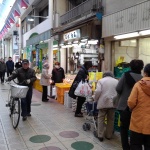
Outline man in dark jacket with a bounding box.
[0,58,6,84]
[51,62,65,84]
[6,57,14,77]
[15,59,22,69]
[7,59,37,121]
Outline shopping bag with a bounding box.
[74,81,92,97]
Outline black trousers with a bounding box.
[75,96,86,114]
[7,70,13,77]
[119,110,131,150]
[21,87,32,117]
[0,71,5,83]
[42,86,47,101]
[130,131,150,150]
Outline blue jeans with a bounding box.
[21,87,33,117]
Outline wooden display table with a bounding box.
[55,83,71,104]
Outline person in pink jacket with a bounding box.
[128,63,150,150]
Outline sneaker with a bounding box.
[22,116,27,121]
[75,113,83,117]
[42,99,48,102]
[27,114,31,117]
[98,137,104,142]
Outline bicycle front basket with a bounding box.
[10,84,29,98]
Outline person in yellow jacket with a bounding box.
[128,63,150,150]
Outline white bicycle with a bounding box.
[6,80,29,129]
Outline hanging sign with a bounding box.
[63,29,81,41]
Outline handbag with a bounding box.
[74,81,92,97]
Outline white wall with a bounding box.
[114,41,138,64]
[23,18,51,47]
[139,38,150,66]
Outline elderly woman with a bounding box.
[93,71,118,142]
[40,63,51,102]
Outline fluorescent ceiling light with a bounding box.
[28,18,34,22]
[88,40,98,45]
[61,45,67,48]
[114,32,139,39]
[139,30,150,36]
[73,40,78,44]
[53,45,58,48]
[81,39,88,42]
[79,43,86,46]
[72,43,78,47]
[59,43,64,46]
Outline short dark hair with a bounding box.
[144,63,150,77]
[130,59,144,73]
[55,62,60,65]
[84,61,92,70]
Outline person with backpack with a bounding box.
[116,59,144,150]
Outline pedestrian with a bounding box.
[93,71,118,142]
[116,59,144,150]
[51,62,65,85]
[0,58,6,84]
[69,61,92,117]
[6,57,14,77]
[6,59,36,121]
[128,63,150,150]
[15,58,22,69]
[40,63,51,102]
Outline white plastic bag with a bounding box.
[74,81,92,97]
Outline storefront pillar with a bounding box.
[48,0,53,73]
[18,18,22,58]
[103,41,112,72]
[48,38,54,73]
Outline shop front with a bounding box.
[25,30,51,92]
[51,21,104,104]
[57,20,102,74]
[102,0,150,78]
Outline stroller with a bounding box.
[82,101,98,132]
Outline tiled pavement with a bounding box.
[0,83,122,150]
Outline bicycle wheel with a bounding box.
[12,99,20,129]
[8,96,13,117]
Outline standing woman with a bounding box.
[0,58,6,84]
[69,61,92,117]
[40,63,51,102]
[128,63,150,150]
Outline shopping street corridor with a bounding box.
[0,83,122,150]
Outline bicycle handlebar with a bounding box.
[5,79,26,85]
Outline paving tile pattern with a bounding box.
[0,83,122,150]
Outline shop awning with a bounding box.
[26,30,51,46]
